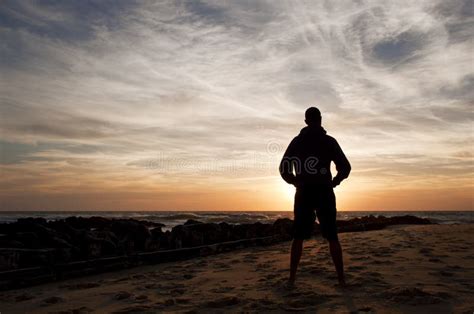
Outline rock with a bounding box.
[0,214,434,289]
[64,216,109,230]
[171,225,204,248]
[206,296,240,307]
[82,230,118,257]
[146,227,163,251]
[115,291,133,300]
[184,223,225,245]
[111,220,151,252]
[16,218,72,248]
[184,219,204,225]
[159,231,173,250]
[41,296,65,305]
[273,218,293,238]
[380,287,450,305]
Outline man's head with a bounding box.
[305,107,322,126]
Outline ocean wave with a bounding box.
[143,213,203,221]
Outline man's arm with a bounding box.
[279,139,298,185]
[332,139,351,187]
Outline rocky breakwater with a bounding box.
[0,215,430,289]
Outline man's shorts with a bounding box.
[292,184,338,241]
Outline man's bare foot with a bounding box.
[284,279,295,290]
[336,278,346,288]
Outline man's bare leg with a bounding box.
[289,238,304,284]
[329,239,345,285]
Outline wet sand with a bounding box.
[1,224,473,313]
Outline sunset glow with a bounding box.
[0,1,472,211]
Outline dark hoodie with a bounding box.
[279,125,351,187]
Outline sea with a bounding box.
[0,211,472,231]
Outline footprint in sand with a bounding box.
[143,283,161,290]
[356,306,375,312]
[419,247,432,254]
[134,295,149,302]
[255,262,272,270]
[14,293,35,302]
[372,247,395,257]
[210,286,235,293]
[195,260,208,267]
[246,298,277,311]
[392,243,403,248]
[264,272,281,280]
[213,262,231,270]
[243,254,258,262]
[175,297,191,304]
[363,271,383,277]
[54,306,93,313]
[307,266,328,274]
[351,255,373,262]
[112,305,156,313]
[170,288,186,296]
[112,277,129,283]
[160,298,176,306]
[445,265,462,270]
[371,259,395,265]
[114,291,133,300]
[60,282,101,290]
[379,287,451,305]
[279,291,330,311]
[353,272,388,288]
[204,295,241,308]
[130,274,147,280]
[41,296,65,306]
[347,265,367,271]
[438,270,455,277]
[183,273,194,279]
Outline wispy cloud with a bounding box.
[0,0,472,210]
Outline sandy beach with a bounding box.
[1,224,473,313]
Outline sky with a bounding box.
[0,0,473,211]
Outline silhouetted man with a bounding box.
[279,107,351,287]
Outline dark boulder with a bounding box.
[14,218,72,249]
[171,225,204,248]
[182,223,224,245]
[17,217,47,226]
[146,227,164,251]
[273,218,293,239]
[64,216,110,230]
[85,230,118,257]
[159,231,173,250]
[110,219,151,252]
